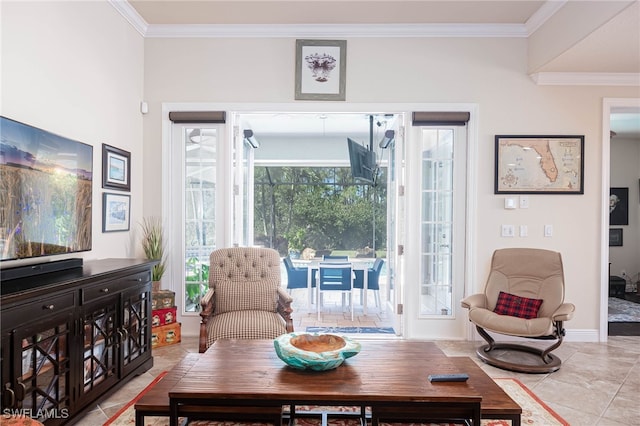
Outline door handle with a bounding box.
[116,330,124,345]
[120,327,129,343]
[3,383,15,407]
[14,380,25,402]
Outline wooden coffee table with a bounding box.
[373,356,522,426]
[134,353,282,425]
[168,339,482,426]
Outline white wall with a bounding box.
[609,136,640,281]
[143,36,637,339]
[1,1,145,266]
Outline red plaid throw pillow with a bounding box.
[493,291,543,319]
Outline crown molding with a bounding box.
[107,1,528,39]
[143,23,528,38]
[525,0,567,35]
[530,72,640,86]
[109,0,565,38]
[109,0,147,36]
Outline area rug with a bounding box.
[305,326,396,334]
[608,297,640,322]
[104,371,168,426]
[105,377,568,426]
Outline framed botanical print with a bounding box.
[295,39,346,101]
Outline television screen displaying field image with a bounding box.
[347,138,376,184]
[0,116,93,260]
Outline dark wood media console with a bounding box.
[1,258,156,425]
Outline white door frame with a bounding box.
[600,97,640,342]
[403,113,478,340]
[161,102,478,339]
[163,119,231,332]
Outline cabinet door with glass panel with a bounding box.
[77,294,120,407]
[1,299,74,425]
[120,281,152,377]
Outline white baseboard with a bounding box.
[564,329,600,342]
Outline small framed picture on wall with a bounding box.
[609,228,623,247]
[102,192,131,232]
[295,39,347,101]
[102,144,131,191]
[610,187,629,225]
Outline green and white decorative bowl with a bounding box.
[274,332,361,371]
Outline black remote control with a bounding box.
[428,373,469,382]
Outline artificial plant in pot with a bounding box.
[141,217,167,291]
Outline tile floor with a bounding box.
[76,332,640,425]
[75,287,640,425]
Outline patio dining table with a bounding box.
[293,258,374,314]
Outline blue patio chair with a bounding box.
[283,256,312,290]
[353,258,384,307]
[316,262,354,321]
[322,255,349,261]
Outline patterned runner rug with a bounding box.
[105,376,568,426]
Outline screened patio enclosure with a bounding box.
[244,113,398,330]
[247,112,396,256]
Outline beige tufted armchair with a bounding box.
[461,248,575,373]
[198,247,294,353]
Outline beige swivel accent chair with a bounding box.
[198,247,294,353]
[461,248,575,373]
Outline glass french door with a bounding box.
[420,127,456,316]
[169,123,227,316]
[406,124,468,339]
[386,124,405,335]
[233,125,258,247]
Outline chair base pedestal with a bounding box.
[476,343,561,374]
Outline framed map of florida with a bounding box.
[495,135,584,194]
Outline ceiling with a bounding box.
[239,112,399,138]
[129,0,545,25]
[121,0,640,139]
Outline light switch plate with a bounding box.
[504,198,516,209]
[520,225,528,237]
[501,224,515,237]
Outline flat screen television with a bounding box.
[0,116,93,261]
[347,138,376,185]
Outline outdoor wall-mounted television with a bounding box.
[347,138,377,185]
[0,116,93,261]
